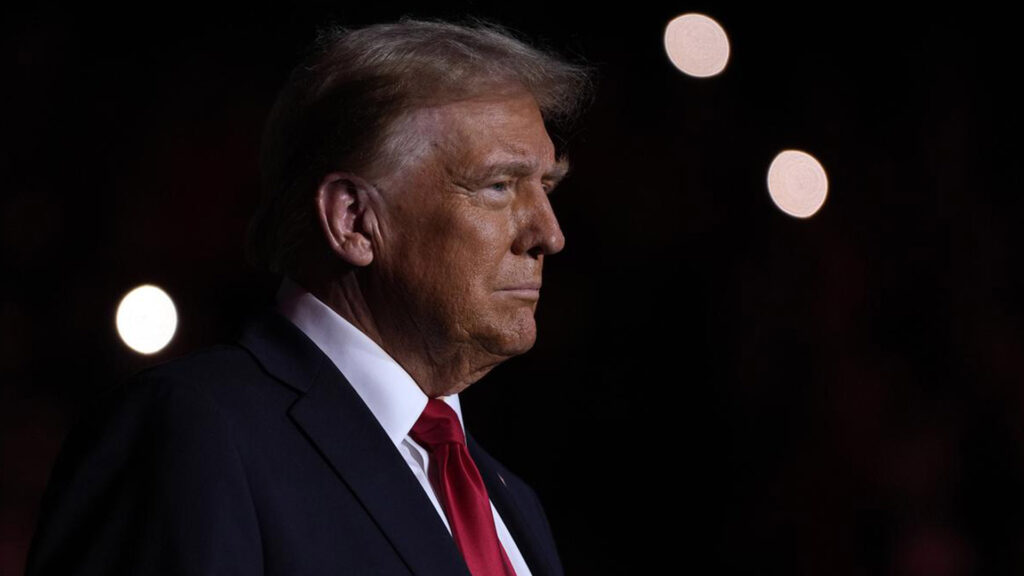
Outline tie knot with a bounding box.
[409,398,465,450]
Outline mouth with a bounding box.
[497,283,542,299]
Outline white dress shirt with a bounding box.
[275,277,532,576]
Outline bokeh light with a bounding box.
[767,150,829,218]
[116,284,178,354]
[664,13,731,78]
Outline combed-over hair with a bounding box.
[247,18,593,276]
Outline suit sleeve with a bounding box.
[25,375,264,575]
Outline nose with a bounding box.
[512,183,566,258]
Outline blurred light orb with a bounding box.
[116,284,177,354]
[767,150,829,218]
[664,13,731,77]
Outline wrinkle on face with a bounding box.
[360,90,565,395]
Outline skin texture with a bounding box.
[301,89,567,397]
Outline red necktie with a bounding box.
[409,398,518,576]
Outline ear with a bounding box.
[315,172,375,267]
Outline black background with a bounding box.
[4,3,1024,574]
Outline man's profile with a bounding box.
[25,18,590,576]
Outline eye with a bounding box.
[487,180,513,193]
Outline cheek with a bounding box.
[434,247,494,294]
[437,214,511,269]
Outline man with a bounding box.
[25,18,590,576]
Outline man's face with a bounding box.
[368,90,567,365]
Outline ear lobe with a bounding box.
[315,172,375,267]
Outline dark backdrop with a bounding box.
[4,3,1023,574]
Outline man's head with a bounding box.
[248,19,591,394]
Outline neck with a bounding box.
[293,270,500,397]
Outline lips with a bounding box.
[502,282,542,291]
[497,281,542,300]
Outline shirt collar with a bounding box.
[274,276,465,448]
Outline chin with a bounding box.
[506,335,537,356]
[480,318,538,359]
[498,324,539,357]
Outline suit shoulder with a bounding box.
[73,345,252,436]
[130,344,263,388]
[48,343,283,502]
[119,342,291,407]
[28,352,266,575]
[69,343,293,456]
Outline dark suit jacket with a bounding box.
[25,310,564,576]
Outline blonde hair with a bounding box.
[247,18,593,275]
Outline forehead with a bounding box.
[408,92,557,175]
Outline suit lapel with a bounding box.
[468,435,557,576]
[238,311,471,576]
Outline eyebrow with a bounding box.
[546,156,571,186]
[467,156,572,188]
